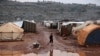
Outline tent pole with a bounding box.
[12,31,13,40]
[1,32,2,41]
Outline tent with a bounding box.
[75,24,100,45]
[42,20,57,29]
[58,21,84,36]
[72,21,93,36]
[22,20,36,33]
[0,22,24,41]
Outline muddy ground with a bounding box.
[0,23,100,56]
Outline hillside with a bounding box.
[0,1,100,22]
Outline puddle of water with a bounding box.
[0,50,100,56]
[22,49,79,56]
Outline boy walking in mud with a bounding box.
[48,33,53,45]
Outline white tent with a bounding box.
[0,22,24,41]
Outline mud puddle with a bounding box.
[0,49,78,56]
[22,49,79,56]
[0,49,100,56]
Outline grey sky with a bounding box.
[14,0,100,6]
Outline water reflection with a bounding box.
[0,50,23,56]
[0,50,79,56]
[22,49,79,56]
[78,51,100,56]
[50,48,53,56]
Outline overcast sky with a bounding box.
[13,0,100,6]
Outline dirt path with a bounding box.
[35,23,77,52]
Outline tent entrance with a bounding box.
[85,28,100,45]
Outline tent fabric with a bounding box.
[76,24,100,45]
[0,22,24,40]
[85,28,100,45]
[0,23,23,32]
[60,24,73,36]
[42,20,57,29]
[72,21,93,34]
[0,33,23,40]
[58,21,84,36]
[22,21,36,33]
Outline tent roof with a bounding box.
[62,22,84,26]
[82,24,100,33]
[0,22,24,32]
[24,20,35,23]
[76,24,100,45]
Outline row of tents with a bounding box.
[1,19,100,46]
[42,20,58,29]
[42,20,84,36]
[42,20,100,46]
[0,20,36,41]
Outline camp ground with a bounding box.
[0,20,100,56]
